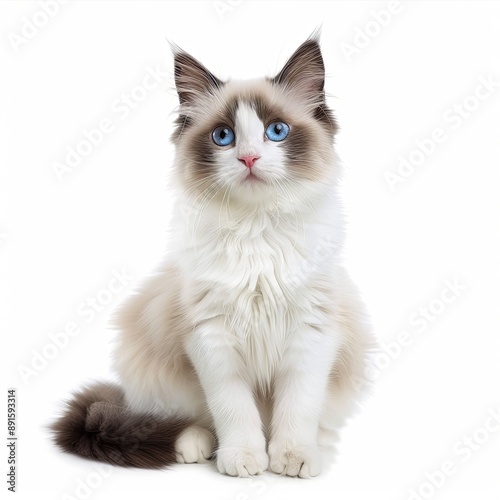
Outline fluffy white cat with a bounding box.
[52,33,374,479]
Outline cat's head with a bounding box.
[171,34,338,208]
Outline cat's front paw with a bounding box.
[268,443,321,478]
[216,445,269,477]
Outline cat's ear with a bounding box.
[172,45,224,105]
[271,35,325,100]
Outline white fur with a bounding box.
[175,425,215,464]
[112,79,373,478]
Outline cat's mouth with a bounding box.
[243,171,264,185]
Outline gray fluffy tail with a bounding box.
[50,383,190,468]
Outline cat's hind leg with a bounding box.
[175,425,215,464]
[318,269,375,447]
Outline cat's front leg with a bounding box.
[186,319,268,477]
[268,325,339,478]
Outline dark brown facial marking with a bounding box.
[314,103,338,137]
[218,93,286,132]
[171,114,192,144]
[189,125,219,181]
[284,122,326,181]
[247,94,284,126]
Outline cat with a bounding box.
[51,32,375,479]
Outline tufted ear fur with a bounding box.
[271,33,336,136]
[172,45,224,105]
[271,35,325,100]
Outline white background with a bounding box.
[1,1,499,499]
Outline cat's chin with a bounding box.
[231,178,275,204]
[234,173,270,196]
[243,173,262,183]
[240,170,266,185]
[241,176,266,190]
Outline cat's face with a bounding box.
[171,37,338,207]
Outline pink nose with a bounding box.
[238,155,260,168]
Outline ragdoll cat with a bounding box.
[52,34,374,478]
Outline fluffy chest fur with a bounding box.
[165,37,343,391]
[177,205,328,387]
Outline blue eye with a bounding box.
[265,121,290,142]
[212,126,235,146]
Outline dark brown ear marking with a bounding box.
[272,34,337,136]
[272,37,325,96]
[172,45,224,105]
